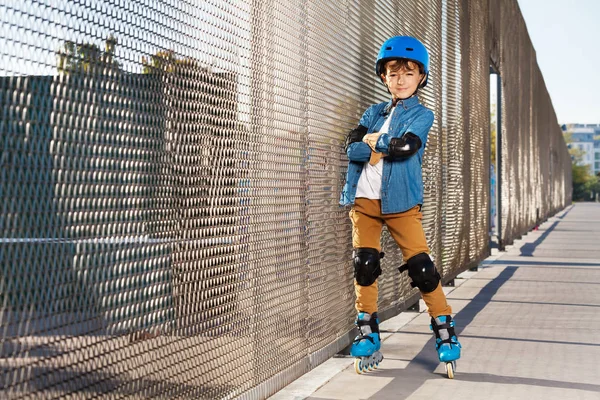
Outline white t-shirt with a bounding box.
[355,106,396,199]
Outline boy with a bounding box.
[340,36,461,377]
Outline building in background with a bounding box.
[565,123,600,175]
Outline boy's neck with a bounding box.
[391,95,418,106]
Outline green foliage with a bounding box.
[57,35,120,74]
[572,163,597,200]
[564,131,599,201]
[490,108,497,166]
[142,49,178,74]
[141,49,199,74]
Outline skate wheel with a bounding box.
[445,361,455,379]
[354,358,364,374]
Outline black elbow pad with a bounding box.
[345,124,368,151]
[388,132,422,158]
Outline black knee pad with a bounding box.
[353,248,383,286]
[406,253,440,293]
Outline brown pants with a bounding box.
[350,198,452,318]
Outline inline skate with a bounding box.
[350,311,383,374]
[430,315,461,378]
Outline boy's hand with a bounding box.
[363,132,386,165]
[362,132,382,152]
[369,151,385,166]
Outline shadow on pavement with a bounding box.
[365,266,518,399]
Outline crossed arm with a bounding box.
[345,127,425,162]
[344,109,434,163]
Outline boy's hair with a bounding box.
[382,59,424,76]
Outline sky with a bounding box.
[517,0,600,125]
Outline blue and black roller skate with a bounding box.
[430,315,462,379]
[350,311,383,374]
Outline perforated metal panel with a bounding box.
[1,0,571,398]
[488,0,572,247]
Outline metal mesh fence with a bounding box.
[488,0,572,247]
[1,0,571,398]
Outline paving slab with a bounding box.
[270,203,600,400]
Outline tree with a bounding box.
[142,49,178,74]
[564,130,599,201]
[490,108,497,166]
[141,49,200,74]
[57,35,120,74]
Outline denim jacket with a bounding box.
[339,96,434,214]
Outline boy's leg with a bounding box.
[386,206,461,369]
[384,206,452,317]
[349,198,384,315]
[421,283,452,317]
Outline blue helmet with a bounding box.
[375,36,430,87]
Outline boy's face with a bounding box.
[381,60,425,100]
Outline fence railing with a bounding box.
[0,0,571,398]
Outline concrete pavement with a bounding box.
[271,203,600,400]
